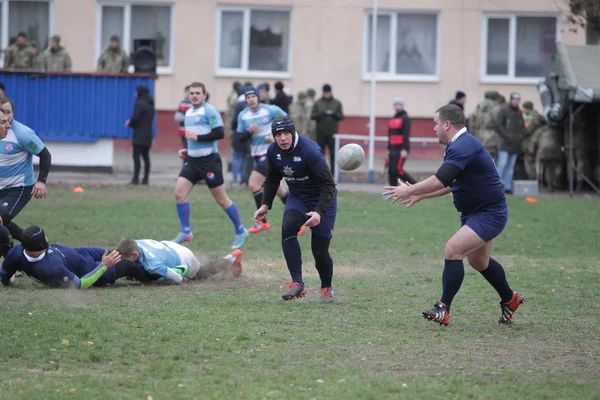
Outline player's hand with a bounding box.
[400,187,422,208]
[184,131,197,141]
[125,119,130,127]
[249,124,258,134]
[266,135,275,143]
[382,180,411,204]
[304,211,321,227]
[178,148,188,160]
[254,205,269,223]
[400,149,408,159]
[101,250,121,268]
[32,182,47,199]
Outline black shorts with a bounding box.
[179,153,224,188]
[0,185,33,218]
[253,155,268,176]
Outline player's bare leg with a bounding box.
[173,177,195,243]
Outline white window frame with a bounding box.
[215,5,293,79]
[95,1,175,75]
[480,12,560,84]
[0,0,54,67]
[361,10,441,83]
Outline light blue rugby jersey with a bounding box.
[0,120,45,190]
[237,104,286,156]
[184,103,223,158]
[136,239,182,278]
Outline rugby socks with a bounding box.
[252,189,267,223]
[440,259,464,310]
[479,258,513,302]
[225,203,245,234]
[312,237,333,288]
[279,193,288,204]
[282,236,303,283]
[5,222,23,241]
[176,202,191,234]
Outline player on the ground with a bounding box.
[382,104,524,325]
[254,116,337,302]
[0,98,52,241]
[0,226,126,288]
[116,238,243,283]
[238,87,303,234]
[172,82,248,250]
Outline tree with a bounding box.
[566,0,600,44]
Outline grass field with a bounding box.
[0,185,599,400]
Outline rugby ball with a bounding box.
[337,143,365,171]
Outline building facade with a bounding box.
[0,0,585,149]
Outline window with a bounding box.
[0,0,52,66]
[216,6,291,77]
[96,3,174,73]
[363,11,440,81]
[482,14,558,82]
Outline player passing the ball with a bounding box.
[382,104,524,326]
[254,116,337,302]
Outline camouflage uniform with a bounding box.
[530,124,564,191]
[3,43,35,69]
[468,91,498,140]
[43,46,72,72]
[567,107,596,191]
[521,102,545,180]
[480,94,504,162]
[290,92,313,140]
[97,47,129,73]
[225,85,241,136]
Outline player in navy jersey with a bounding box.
[0,98,52,241]
[383,104,524,326]
[237,87,301,234]
[254,116,337,302]
[172,82,248,250]
[0,226,125,289]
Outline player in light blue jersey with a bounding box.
[0,98,52,242]
[172,82,248,250]
[116,238,243,283]
[237,87,298,234]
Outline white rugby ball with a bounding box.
[337,143,365,171]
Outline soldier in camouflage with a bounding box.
[42,35,72,72]
[530,122,564,192]
[3,32,35,69]
[567,106,596,191]
[521,101,545,180]
[468,91,499,140]
[305,88,317,141]
[97,35,129,73]
[479,92,504,162]
[290,92,313,140]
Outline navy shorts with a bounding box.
[285,195,337,239]
[253,155,269,176]
[460,208,508,243]
[0,185,33,218]
[179,153,225,188]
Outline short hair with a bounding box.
[188,81,206,94]
[116,238,139,258]
[0,83,5,92]
[17,32,27,38]
[0,97,15,112]
[435,104,466,128]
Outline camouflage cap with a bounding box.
[298,91,307,99]
[522,101,534,110]
[51,35,61,43]
[491,91,501,101]
[484,90,495,100]
[306,88,316,97]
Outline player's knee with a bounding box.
[311,238,331,263]
[444,241,463,260]
[0,213,12,225]
[281,210,305,240]
[174,187,187,203]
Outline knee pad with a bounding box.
[282,209,306,240]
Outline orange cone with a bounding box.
[525,196,537,203]
[73,186,85,193]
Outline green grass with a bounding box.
[1,185,599,400]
